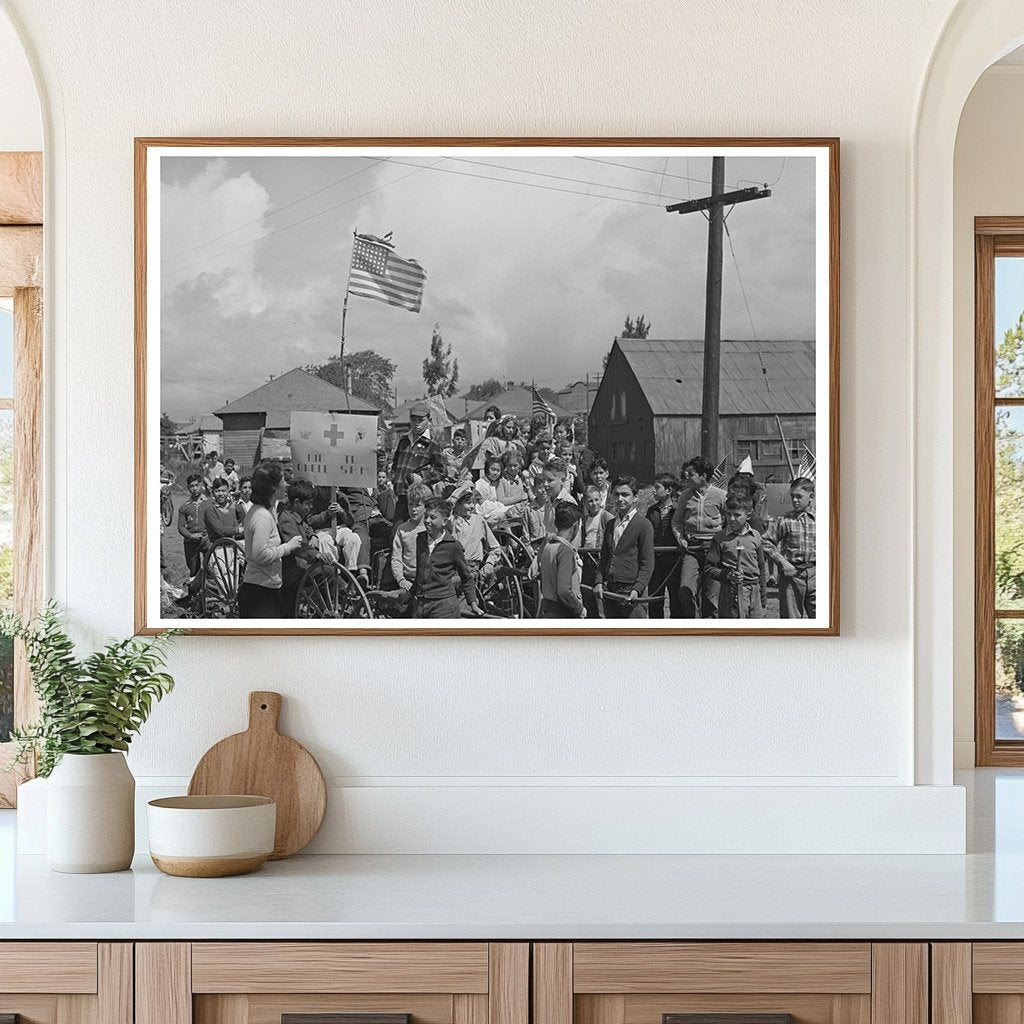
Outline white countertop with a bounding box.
[0,849,1020,940]
[0,769,1019,941]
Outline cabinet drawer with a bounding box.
[139,942,528,1024]
[0,943,130,1024]
[0,942,98,994]
[572,944,872,994]
[534,943,926,1024]
[191,943,490,993]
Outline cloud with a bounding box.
[161,158,273,318]
[158,153,819,420]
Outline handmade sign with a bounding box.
[289,412,377,487]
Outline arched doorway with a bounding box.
[914,2,1024,784]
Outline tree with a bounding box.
[622,314,651,339]
[160,412,177,435]
[306,349,397,412]
[995,312,1024,690]
[603,313,652,370]
[465,378,504,402]
[422,323,459,398]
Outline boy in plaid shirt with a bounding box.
[764,477,816,618]
[391,401,446,520]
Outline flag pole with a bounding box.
[775,413,795,479]
[340,230,356,414]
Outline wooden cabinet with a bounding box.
[0,943,132,1024]
[533,944,928,1024]
[932,943,1024,1024]
[136,944,528,1024]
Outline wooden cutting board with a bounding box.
[188,691,326,859]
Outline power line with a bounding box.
[410,155,681,203]
[380,157,666,206]
[162,158,384,264]
[163,378,233,400]
[577,155,743,190]
[164,160,443,279]
[164,157,669,282]
[724,219,781,419]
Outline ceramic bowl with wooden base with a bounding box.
[147,795,276,877]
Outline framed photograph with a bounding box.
[135,137,838,635]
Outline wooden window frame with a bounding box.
[0,151,43,806]
[975,217,1024,765]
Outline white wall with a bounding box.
[0,0,972,852]
[0,12,39,152]
[952,66,1024,768]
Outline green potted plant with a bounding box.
[2,603,178,873]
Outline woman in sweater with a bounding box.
[239,460,303,618]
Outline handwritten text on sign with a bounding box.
[289,412,377,487]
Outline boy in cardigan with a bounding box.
[763,476,816,618]
[707,493,767,619]
[539,500,586,618]
[412,496,480,619]
[204,477,244,544]
[646,472,683,619]
[594,476,655,620]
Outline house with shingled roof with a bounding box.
[213,366,380,470]
[589,338,816,482]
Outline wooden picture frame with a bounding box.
[135,137,839,636]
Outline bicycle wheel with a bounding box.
[200,538,244,618]
[295,563,374,620]
[494,529,540,618]
[477,555,524,618]
[160,490,174,527]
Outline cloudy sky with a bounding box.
[159,149,817,420]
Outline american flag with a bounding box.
[532,384,555,423]
[796,445,816,481]
[710,453,730,488]
[347,233,426,313]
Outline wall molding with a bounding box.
[17,778,967,855]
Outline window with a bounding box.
[611,441,626,462]
[620,391,627,419]
[628,441,637,462]
[0,151,44,806]
[976,220,1024,765]
[736,439,757,461]
[759,439,783,460]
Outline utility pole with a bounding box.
[667,160,770,463]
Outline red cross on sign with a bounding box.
[323,423,344,446]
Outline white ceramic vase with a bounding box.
[46,752,135,873]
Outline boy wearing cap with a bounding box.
[391,401,447,521]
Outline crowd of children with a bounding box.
[161,411,818,621]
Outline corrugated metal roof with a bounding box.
[391,396,462,425]
[463,385,573,422]
[616,339,816,416]
[214,367,381,417]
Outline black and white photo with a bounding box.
[137,139,838,634]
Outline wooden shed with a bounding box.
[589,338,816,483]
[213,366,380,470]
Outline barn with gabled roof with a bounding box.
[213,366,380,469]
[589,338,816,483]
